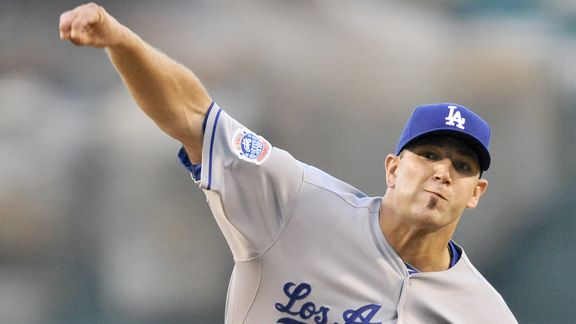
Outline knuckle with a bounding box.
[59,11,74,27]
[85,2,100,11]
[70,20,84,31]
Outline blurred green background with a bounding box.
[1,0,576,323]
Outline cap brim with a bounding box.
[398,129,491,171]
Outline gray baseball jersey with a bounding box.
[178,103,517,323]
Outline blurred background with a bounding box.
[1,0,576,323]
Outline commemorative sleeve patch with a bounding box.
[232,128,272,165]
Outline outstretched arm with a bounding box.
[59,2,211,163]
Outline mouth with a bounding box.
[424,190,447,201]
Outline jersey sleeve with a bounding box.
[179,103,304,261]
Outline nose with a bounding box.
[432,159,452,184]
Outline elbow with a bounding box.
[163,110,205,154]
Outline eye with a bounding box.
[419,150,440,161]
[453,160,472,173]
[419,151,438,160]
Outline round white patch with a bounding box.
[232,128,272,165]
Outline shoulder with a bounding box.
[301,164,380,212]
[455,251,516,317]
[456,251,498,289]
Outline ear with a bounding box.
[466,178,488,209]
[385,154,400,188]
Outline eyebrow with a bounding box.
[409,138,479,161]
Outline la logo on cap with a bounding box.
[445,105,466,130]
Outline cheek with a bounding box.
[394,171,423,198]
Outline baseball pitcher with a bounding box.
[60,3,517,323]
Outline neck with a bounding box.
[379,199,456,272]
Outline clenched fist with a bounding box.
[59,2,124,48]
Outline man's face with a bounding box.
[384,136,488,230]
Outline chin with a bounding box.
[408,208,452,230]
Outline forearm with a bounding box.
[106,29,211,161]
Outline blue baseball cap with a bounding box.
[395,103,491,171]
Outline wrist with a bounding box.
[107,24,140,52]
